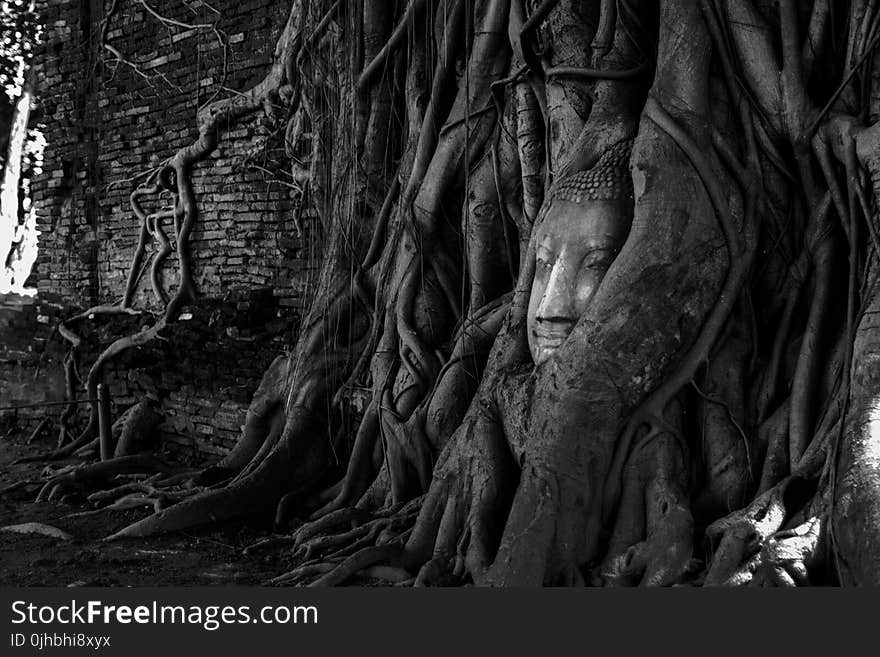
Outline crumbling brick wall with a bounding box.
[3,0,318,459]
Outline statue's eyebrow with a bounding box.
[583,242,620,252]
[577,240,620,253]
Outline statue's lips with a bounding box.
[533,322,576,349]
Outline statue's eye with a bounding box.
[585,259,611,271]
[582,249,616,271]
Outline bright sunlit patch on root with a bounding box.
[865,394,880,469]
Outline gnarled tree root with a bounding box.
[105,406,331,540]
[704,475,821,586]
[35,454,173,503]
[751,515,826,587]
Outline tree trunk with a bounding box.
[41,0,880,587]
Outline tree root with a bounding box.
[33,0,878,590]
[63,488,200,519]
[414,556,456,586]
[86,473,165,505]
[244,534,301,557]
[81,470,201,510]
[105,405,331,540]
[0,479,40,496]
[289,507,371,549]
[267,561,338,585]
[400,404,518,584]
[751,515,826,587]
[308,544,403,587]
[33,2,309,486]
[603,95,755,523]
[704,475,820,586]
[600,431,693,587]
[28,304,145,462]
[256,497,424,572]
[194,355,289,486]
[35,454,173,503]
[298,506,420,562]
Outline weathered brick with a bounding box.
[14,0,313,461]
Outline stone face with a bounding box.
[0,1,316,459]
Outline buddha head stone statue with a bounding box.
[527,138,635,366]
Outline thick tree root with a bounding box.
[751,515,826,587]
[600,431,693,587]
[253,498,424,582]
[112,400,163,458]
[704,476,820,586]
[105,405,331,541]
[37,0,880,589]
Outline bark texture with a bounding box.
[30,0,880,587]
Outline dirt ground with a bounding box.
[0,430,288,586]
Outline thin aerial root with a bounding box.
[357,0,428,94]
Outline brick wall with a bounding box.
[1,0,319,460]
[0,293,67,435]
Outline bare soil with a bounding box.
[0,431,285,586]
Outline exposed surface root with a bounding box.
[600,432,693,586]
[29,0,880,589]
[752,515,826,587]
[308,545,403,587]
[704,476,821,586]
[35,454,173,504]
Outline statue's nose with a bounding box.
[536,261,577,322]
